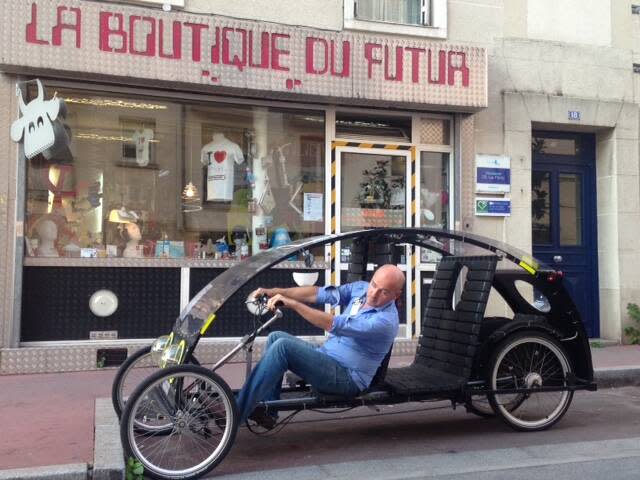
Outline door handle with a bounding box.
[553,255,563,263]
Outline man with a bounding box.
[236,264,405,428]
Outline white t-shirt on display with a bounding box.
[201,134,245,202]
[132,128,154,167]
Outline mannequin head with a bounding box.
[37,219,58,242]
[123,222,142,242]
[35,218,59,257]
[122,222,143,258]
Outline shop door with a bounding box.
[334,147,413,335]
[532,133,599,337]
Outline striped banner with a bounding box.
[410,146,418,337]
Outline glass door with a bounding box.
[334,147,412,335]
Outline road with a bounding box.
[208,386,640,479]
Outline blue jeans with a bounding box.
[235,331,361,424]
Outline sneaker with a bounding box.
[248,407,278,430]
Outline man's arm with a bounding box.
[266,294,333,331]
[253,286,319,304]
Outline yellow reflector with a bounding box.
[200,314,216,335]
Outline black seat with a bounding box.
[384,255,497,396]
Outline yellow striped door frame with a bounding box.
[330,141,418,337]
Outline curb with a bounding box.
[93,399,124,480]
[0,464,88,480]
[594,366,640,389]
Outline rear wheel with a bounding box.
[488,331,573,431]
[120,365,238,480]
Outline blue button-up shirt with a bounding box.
[316,281,399,390]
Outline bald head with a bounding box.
[366,264,405,308]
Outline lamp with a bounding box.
[182,140,202,212]
[182,182,200,201]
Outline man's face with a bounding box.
[366,271,401,308]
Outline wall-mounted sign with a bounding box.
[10,79,71,160]
[475,154,510,194]
[475,197,511,216]
[0,0,488,110]
[568,110,581,121]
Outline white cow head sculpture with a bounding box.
[10,80,61,159]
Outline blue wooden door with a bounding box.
[532,133,599,337]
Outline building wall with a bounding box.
[449,0,639,340]
[184,0,344,30]
[1,0,638,350]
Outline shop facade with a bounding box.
[1,0,638,374]
[0,0,487,373]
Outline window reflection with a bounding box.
[532,171,551,245]
[559,173,582,246]
[24,88,325,260]
[420,151,449,263]
[340,153,406,232]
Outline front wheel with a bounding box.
[488,331,574,431]
[120,365,238,480]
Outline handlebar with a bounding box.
[246,294,284,312]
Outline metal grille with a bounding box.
[21,267,180,341]
[420,118,450,145]
[0,73,16,348]
[460,114,475,226]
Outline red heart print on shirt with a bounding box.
[213,151,227,163]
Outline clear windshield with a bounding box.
[174,228,552,337]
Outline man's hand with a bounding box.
[266,293,295,311]
[250,287,276,300]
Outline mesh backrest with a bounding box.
[346,238,400,282]
[346,238,368,283]
[416,256,497,379]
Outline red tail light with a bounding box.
[547,271,564,283]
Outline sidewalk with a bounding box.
[0,344,638,476]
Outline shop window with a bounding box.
[420,151,450,263]
[356,0,424,25]
[345,0,447,39]
[24,87,325,262]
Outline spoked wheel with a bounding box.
[120,365,238,480]
[111,345,199,419]
[488,331,574,431]
[466,392,526,418]
[465,396,496,417]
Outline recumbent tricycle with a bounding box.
[112,228,596,479]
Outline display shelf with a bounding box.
[24,257,327,269]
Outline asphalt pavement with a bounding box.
[0,344,638,479]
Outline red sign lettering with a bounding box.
[158,20,181,59]
[364,43,382,79]
[271,33,290,71]
[52,6,81,48]
[184,22,207,62]
[21,3,479,94]
[99,12,127,53]
[26,3,48,45]
[27,3,81,48]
